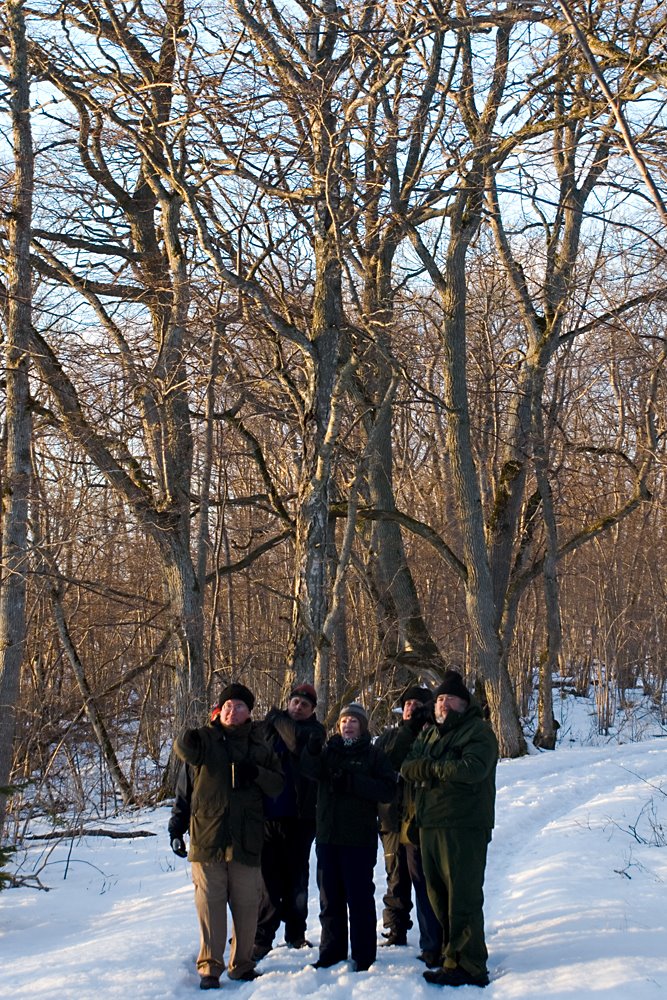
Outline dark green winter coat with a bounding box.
[173,719,283,865]
[400,703,497,831]
[301,733,396,847]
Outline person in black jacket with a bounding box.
[168,683,283,990]
[376,685,443,966]
[253,682,326,959]
[302,702,396,972]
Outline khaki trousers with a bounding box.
[191,859,262,980]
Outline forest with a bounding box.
[0,0,666,840]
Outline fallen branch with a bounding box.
[24,828,156,840]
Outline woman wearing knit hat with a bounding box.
[301,703,396,972]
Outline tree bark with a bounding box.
[0,0,34,835]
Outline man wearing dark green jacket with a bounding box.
[401,671,498,989]
[171,683,283,990]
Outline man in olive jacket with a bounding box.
[171,682,283,990]
[401,671,498,989]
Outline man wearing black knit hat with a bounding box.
[169,683,283,990]
[376,686,442,966]
[401,670,498,989]
[253,682,326,960]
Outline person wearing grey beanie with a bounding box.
[302,703,395,972]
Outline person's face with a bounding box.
[339,714,362,739]
[402,698,424,721]
[220,699,251,727]
[287,696,315,721]
[435,693,467,722]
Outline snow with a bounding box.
[1,696,666,999]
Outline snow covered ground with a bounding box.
[1,695,666,999]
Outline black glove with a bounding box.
[330,769,350,793]
[307,731,325,755]
[232,759,259,788]
[406,703,433,734]
[170,835,187,858]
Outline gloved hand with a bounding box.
[170,836,187,858]
[232,759,259,788]
[405,703,433,734]
[265,707,281,727]
[330,769,350,793]
[404,757,436,783]
[307,731,325,755]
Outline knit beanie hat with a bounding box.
[219,682,255,711]
[400,684,433,708]
[338,702,369,733]
[289,682,318,707]
[435,670,471,704]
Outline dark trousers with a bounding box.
[381,831,442,953]
[380,831,413,936]
[405,841,444,954]
[255,817,315,948]
[316,841,378,971]
[420,826,490,978]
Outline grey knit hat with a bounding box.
[338,702,369,733]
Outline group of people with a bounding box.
[168,670,498,991]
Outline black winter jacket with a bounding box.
[256,708,325,821]
[375,721,424,834]
[301,733,396,848]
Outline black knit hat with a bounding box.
[435,670,471,704]
[400,685,433,708]
[219,682,255,711]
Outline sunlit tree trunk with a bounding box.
[0,0,34,835]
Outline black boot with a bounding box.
[424,965,489,988]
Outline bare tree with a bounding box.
[0,0,34,834]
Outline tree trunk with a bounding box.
[290,97,343,714]
[533,391,562,750]
[0,0,34,835]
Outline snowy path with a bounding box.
[0,739,666,999]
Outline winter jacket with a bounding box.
[172,719,284,865]
[256,708,326,821]
[301,733,396,848]
[375,720,425,834]
[400,703,497,831]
